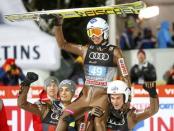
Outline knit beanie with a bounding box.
[59,80,76,93]
[44,76,59,89]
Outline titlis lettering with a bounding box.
[74,7,138,17]
[0,45,40,60]
[89,52,109,61]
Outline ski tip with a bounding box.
[4,15,14,22]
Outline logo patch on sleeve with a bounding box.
[118,58,128,76]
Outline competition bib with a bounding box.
[88,65,107,77]
[84,64,117,87]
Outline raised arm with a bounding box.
[18,84,41,115]
[113,47,131,88]
[53,15,87,57]
[17,72,45,116]
[130,81,159,126]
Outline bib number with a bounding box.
[88,66,106,77]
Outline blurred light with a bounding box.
[139,6,159,19]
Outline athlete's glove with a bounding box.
[143,81,157,98]
[142,66,157,81]
[40,14,63,26]
[21,72,38,87]
[89,106,104,119]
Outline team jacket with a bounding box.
[17,85,63,131]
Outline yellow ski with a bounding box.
[5,1,146,22]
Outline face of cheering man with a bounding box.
[110,94,124,110]
[137,50,146,64]
[46,82,59,99]
[87,17,109,46]
[91,34,104,45]
[59,86,74,103]
[58,80,76,107]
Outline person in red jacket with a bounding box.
[32,90,47,131]
[18,72,77,131]
[0,58,25,85]
[0,99,9,131]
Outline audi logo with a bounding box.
[89,52,109,61]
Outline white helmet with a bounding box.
[86,17,109,40]
[107,80,131,103]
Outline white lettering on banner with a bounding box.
[4,102,34,131]
[0,90,5,96]
[133,89,159,95]
[8,110,18,131]
[21,109,25,131]
[133,89,148,95]
[165,89,174,95]
[12,90,19,96]
[28,123,34,131]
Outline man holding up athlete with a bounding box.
[40,14,131,131]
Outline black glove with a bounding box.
[21,72,38,86]
[40,14,63,26]
[142,66,156,81]
[143,82,157,98]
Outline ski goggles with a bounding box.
[87,28,103,37]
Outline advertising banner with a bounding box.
[0,0,61,71]
[0,37,60,71]
[0,85,174,131]
[132,85,174,131]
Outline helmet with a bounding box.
[86,17,109,40]
[107,80,131,103]
[59,79,76,94]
